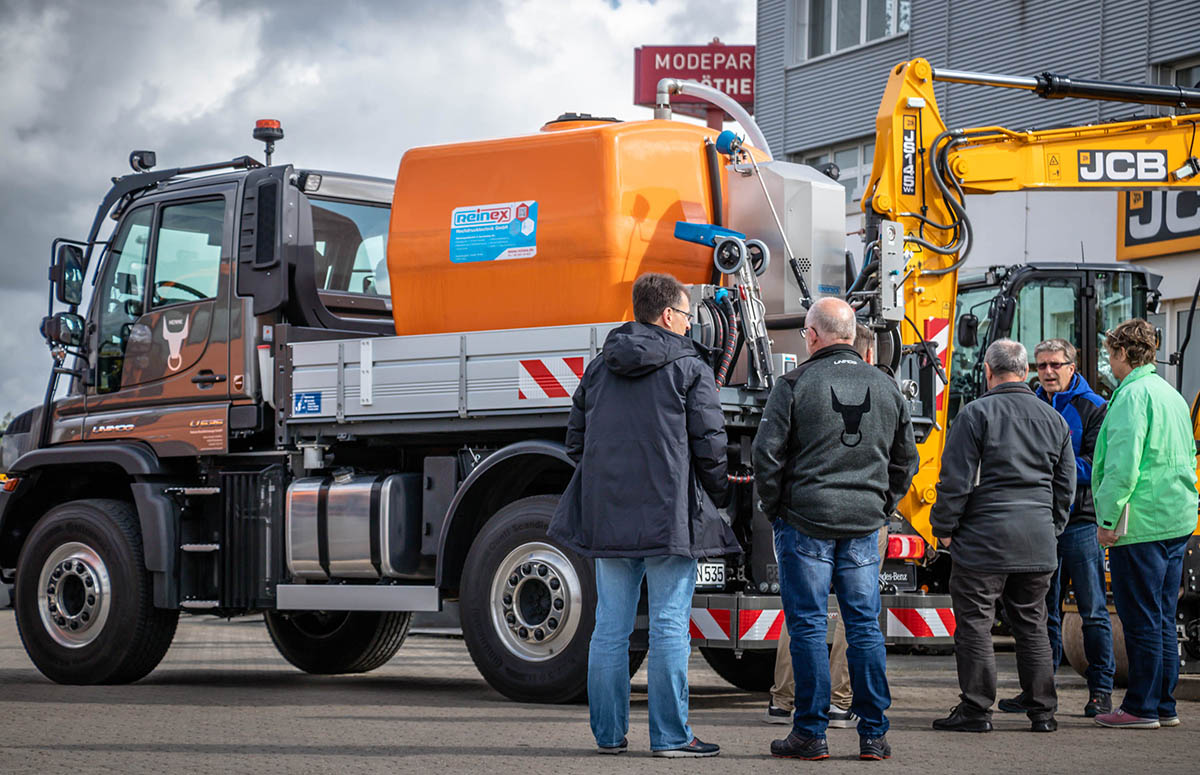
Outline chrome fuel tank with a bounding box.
[285,473,424,580]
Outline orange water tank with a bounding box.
[386,118,724,335]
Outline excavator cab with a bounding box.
[948,263,1161,419]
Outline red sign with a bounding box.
[634,43,756,111]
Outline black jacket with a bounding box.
[929,381,1076,573]
[752,344,919,539]
[547,322,739,559]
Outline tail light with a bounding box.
[887,534,926,560]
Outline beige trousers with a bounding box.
[771,527,890,711]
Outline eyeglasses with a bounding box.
[669,306,694,322]
[1036,361,1072,371]
[800,326,819,339]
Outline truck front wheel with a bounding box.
[13,499,179,684]
[460,495,595,703]
[264,609,411,674]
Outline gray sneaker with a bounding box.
[653,737,720,758]
[829,704,859,729]
[596,737,628,754]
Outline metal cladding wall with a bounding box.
[756,0,1200,158]
[755,0,788,154]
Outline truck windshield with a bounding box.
[310,199,390,297]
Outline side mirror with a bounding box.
[41,312,85,348]
[53,244,84,306]
[956,313,979,348]
[992,295,1016,335]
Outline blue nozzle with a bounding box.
[715,130,743,156]
[674,221,746,247]
[714,288,730,303]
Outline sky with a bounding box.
[0,0,755,417]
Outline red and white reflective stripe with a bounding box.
[689,608,732,640]
[517,356,585,400]
[924,317,950,411]
[886,607,956,638]
[738,609,785,641]
[886,534,926,559]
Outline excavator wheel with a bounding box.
[1061,610,1128,688]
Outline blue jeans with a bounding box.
[589,555,697,751]
[774,520,890,739]
[1108,534,1190,719]
[1046,521,1115,694]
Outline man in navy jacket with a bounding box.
[999,338,1115,718]
[549,273,738,758]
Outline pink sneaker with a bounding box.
[1094,709,1160,729]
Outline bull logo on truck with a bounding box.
[162,314,190,371]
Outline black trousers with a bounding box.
[949,564,1057,718]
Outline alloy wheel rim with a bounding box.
[36,541,112,648]
[488,541,583,661]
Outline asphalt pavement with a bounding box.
[0,609,1196,774]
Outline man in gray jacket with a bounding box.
[930,339,1075,734]
[754,298,918,762]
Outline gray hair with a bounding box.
[1034,338,1076,365]
[807,297,856,343]
[985,338,1028,377]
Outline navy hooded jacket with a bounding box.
[1035,372,1107,525]
[547,321,740,559]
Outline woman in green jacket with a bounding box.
[1092,319,1199,730]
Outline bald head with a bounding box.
[806,298,857,344]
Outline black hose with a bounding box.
[707,298,726,359]
[766,313,808,330]
[1176,274,1200,431]
[705,139,724,287]
[716,296,739,387]
[848,259,880,297]
[1177,273,1200,393]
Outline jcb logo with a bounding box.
[1078,150,1167,182]
[901,115,917,195]
[1118,189,1200,260]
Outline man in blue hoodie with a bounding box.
[999,338,1116,717]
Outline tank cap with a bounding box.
[545,112,621,125]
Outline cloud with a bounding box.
[0,0,755,414]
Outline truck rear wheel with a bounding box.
[264,609,411,674]
[14,499,179,684]
[460,495,596,703]
[699,646,777,692]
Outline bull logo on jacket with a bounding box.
[831,386,871,448]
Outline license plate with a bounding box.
[696,561,725,589]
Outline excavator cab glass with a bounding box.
[950,266,1153,416]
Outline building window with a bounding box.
[794,0,909,62]
[793,138,876,207]
[1163,57,1200,89]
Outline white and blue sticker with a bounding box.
[292,392,322,415]
[449,200,537,263]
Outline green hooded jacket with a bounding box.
[1093,364,1199,546]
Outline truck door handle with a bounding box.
[192,371,227,385]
